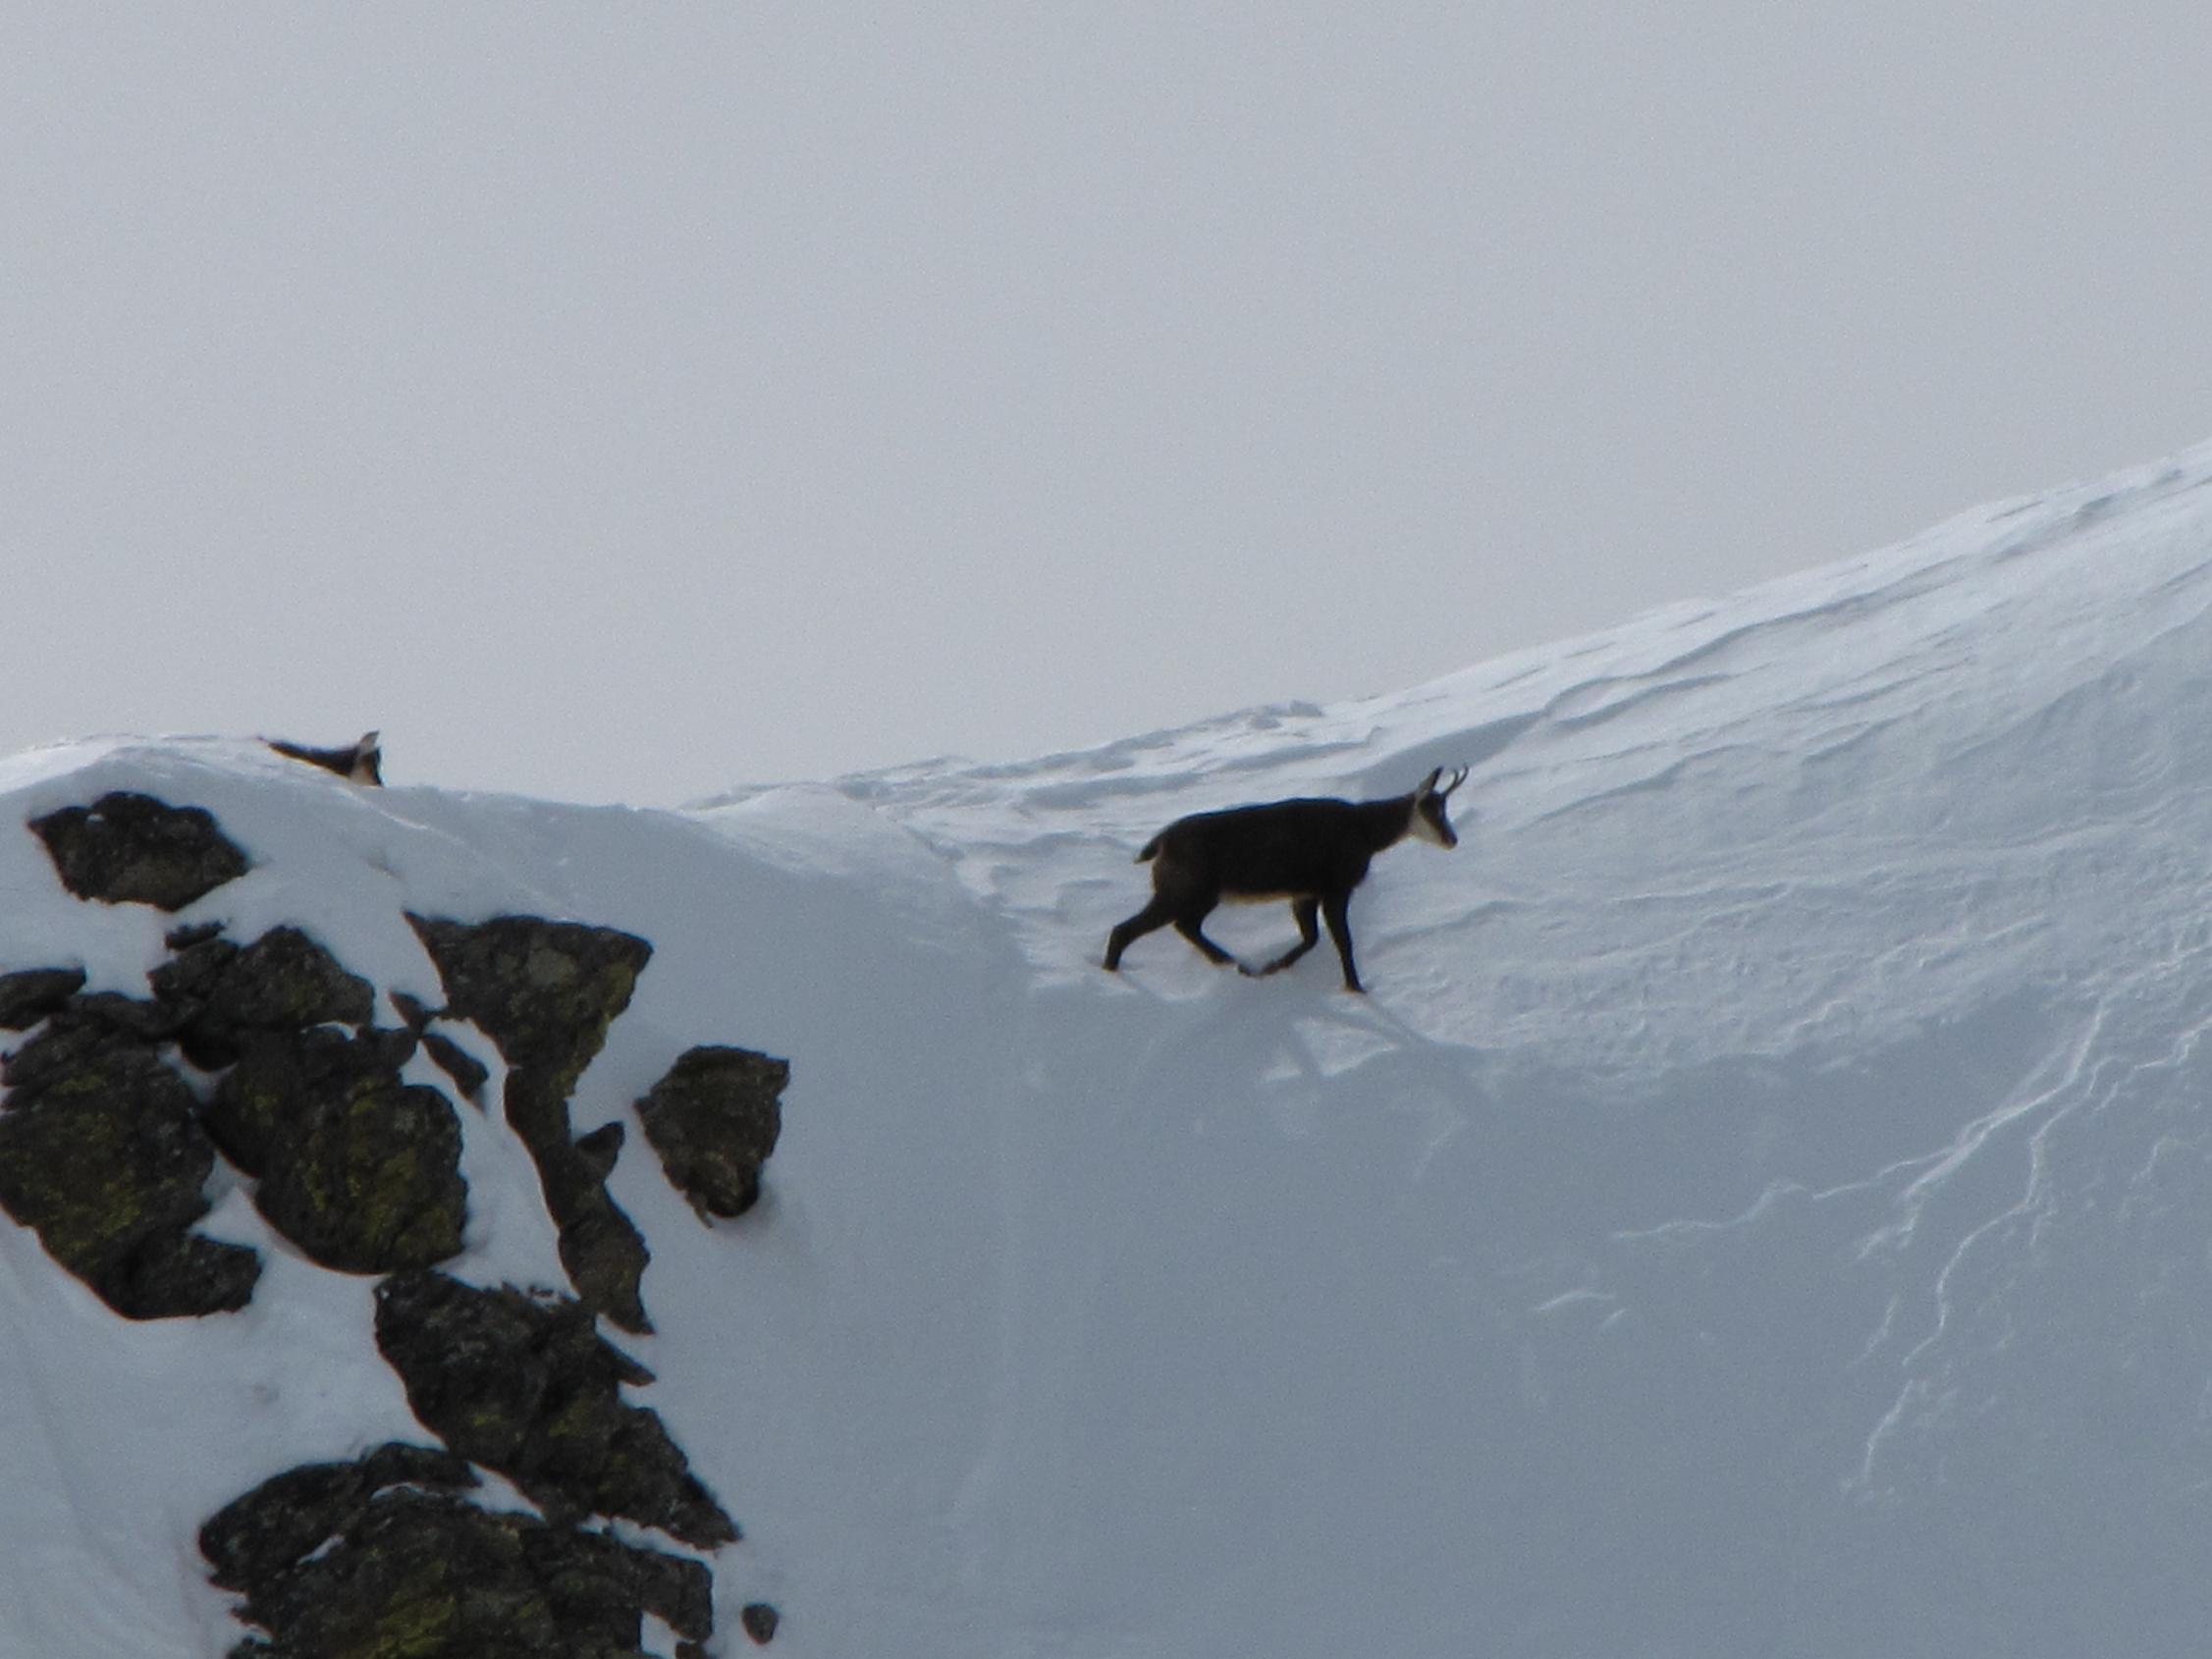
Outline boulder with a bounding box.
[205,1478,713,1659]
[0,1018,258,1317]
[635,1045,786,1221]
[200,1441,476,1594]
[28,791,249,910]
[373,1269,736,1549]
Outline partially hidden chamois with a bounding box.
[266,730,383,784]
[1102,766,1468,992]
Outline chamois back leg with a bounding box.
[1172,897,1237,968]
[1321,891,1363,992]
[1248,895,1322,977]
[1104,893,1176,971]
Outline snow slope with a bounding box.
[10,441,2212,1656]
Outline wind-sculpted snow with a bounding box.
[9,441,2212,1654]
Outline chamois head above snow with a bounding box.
[266,730,382,785]
[1102,765,1468,994]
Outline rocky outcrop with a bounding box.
[0,1007,260,1317]
[636,1045,787,1221]
[374,1269,737,1549]
[409,915,656,1333]
[199,1441,477,1595]
[147,923,377,1075]
[28,790,249,910]
[202,1447,715,1659]
[1,943,467,1298]
[2,791,791,1653]
[207,1025,466,1274]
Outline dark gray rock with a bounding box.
[421,1029,489,1103]
[574,1120,623,1183]
[164,920,226,951]
[408,914,655,1332]
[205,1026,419,1178]
[257,1077,467,1274]
[28,791,249,910]
[0,967,85,1030]
[742,1601,782,1644]
[200,1441,477,1593]
[207,1482,713,1659]
[207,1025,465,1275]
[0,1021,258,1317]
[148,925,376,1072]
[635,1045,786,1221]
[405,916,651,1091]
[200,926,376,1033]
[373,1269,736,1549]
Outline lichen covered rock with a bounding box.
[204,1023,467,1275]
[635,1045,786,1221]
[28,791,249,910]
[156,925,377,1070]
[0,1015,258,1317]
[405,916,651,1094]
[256,1075,467,1274]
[203,1456,714,1659]
[408,915,655,1332]
[200,1441,477,1595]
[373,1269,736,1549]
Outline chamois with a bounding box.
[1102,766,1468,992]
[267,730,383,784]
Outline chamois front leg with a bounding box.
[1321,891,1364,992]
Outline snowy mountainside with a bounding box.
[5,441,2212,1656]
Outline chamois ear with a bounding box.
[1417,767,1444,797]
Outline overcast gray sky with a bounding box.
[6,5,2209,805]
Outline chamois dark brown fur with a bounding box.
[1102,766,1467,992]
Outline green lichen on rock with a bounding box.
[634,1045,786,1222]
[0,1013,258,1317]
[257,1075,467,1274]
[203,1453,713,1659]
[201,1442,477,1596]
[405,916,650,1096]
[28,790,249,910]
[374,1269,736,1550]
[206,1027,420,1178]
[156,925,377,1070]
[407,915,655,1332]
[206,1024,467,1275]
[0,911,465,1302]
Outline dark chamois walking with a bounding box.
[1102,766,1468,992]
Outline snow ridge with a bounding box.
[7,439,2212,1654]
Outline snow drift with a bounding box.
[8,442,2212,1656]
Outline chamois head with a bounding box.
[1407,765,1469,849]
